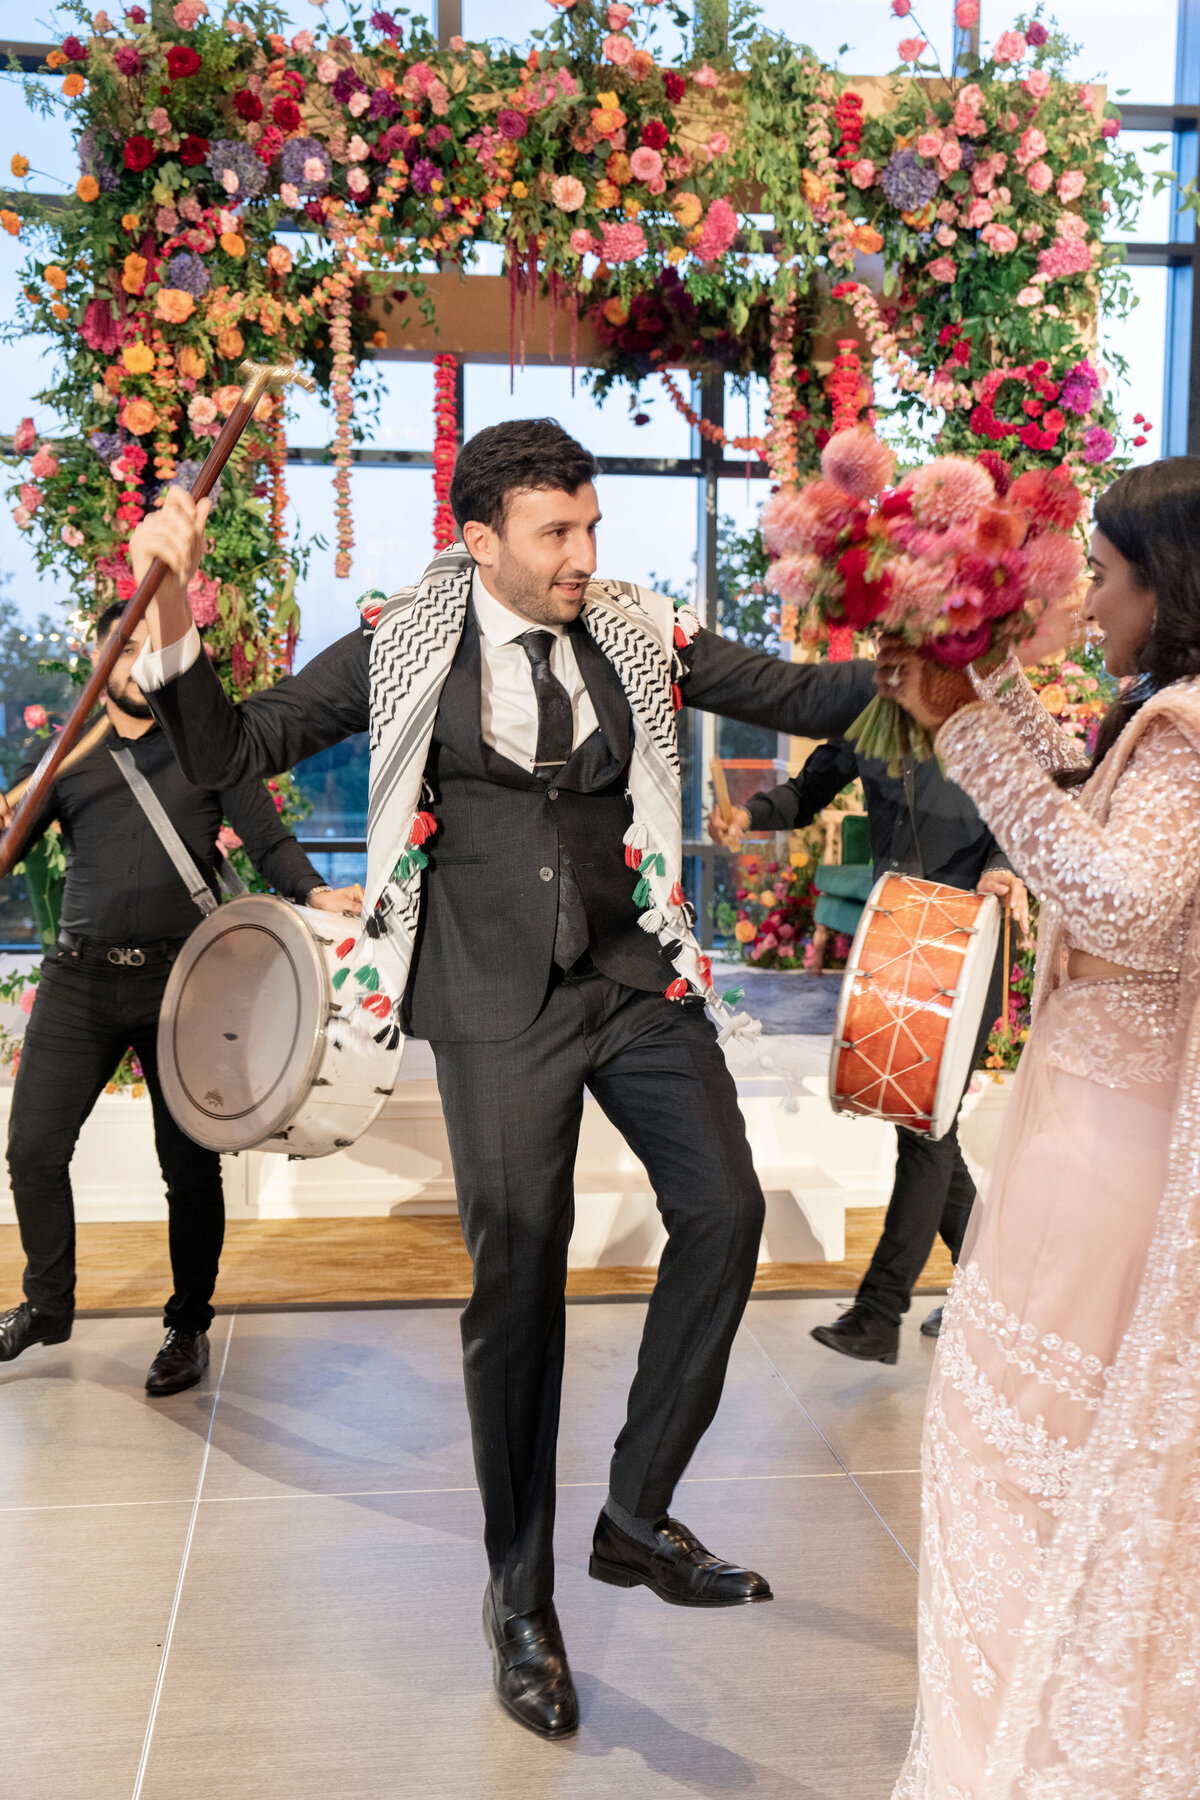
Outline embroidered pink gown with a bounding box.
[892,662,1200,1800]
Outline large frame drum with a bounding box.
[157,894,402,1157]
[829,874,1000,1141]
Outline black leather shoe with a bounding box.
[811,1303,900,1364]
[589,1510,772,1607]
[145,1329,209,1396]
[0,1300,72,1363]
[920,1304,944,1338]
[482,1588,578,1739]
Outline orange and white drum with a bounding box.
[829,874,1000,1141]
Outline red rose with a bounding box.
[641,119,669,149]
[124,134,155,171]
[272,95,301,131]
[835,544,893,630]
[179,133,209,166]
[664,72,686,102]
[166,45,201,79]
[233,89,263,121]
[62,35,88,60]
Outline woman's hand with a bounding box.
[976,868,1031,942]
[874,650,975,736]
[707,803,752,850]
[1015,594,1087,668]
[129,485,211,652]
[308,883,364,916]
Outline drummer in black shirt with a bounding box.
[0,603,361,1393]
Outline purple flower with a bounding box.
[331,67,366,103]
[497,109,528,140]
[410,156,438,195]
[113,44,142,75]
[206,138,266,202]
[280,136,331,194]
[1026,21,1050,45]
[370,9,400,35]
[369,87,400,119]
[165,251,210,298]
[1059,358,1101,416]
[880,148,939,213]
[171,460,222,506]
[89,428,127,464]
[1082,425,1116,464]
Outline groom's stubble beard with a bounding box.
[491,537,590,628]
[106,673,155,720]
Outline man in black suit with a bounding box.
[129,419,881,1739]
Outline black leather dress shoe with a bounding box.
[589,1510,772,1607]
[920,1304,944,1338]
[0,1300,72,1363]
[145,1329,210,1396]
[811,1303,900,1364]
[482,1589,578,1738]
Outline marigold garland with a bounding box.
[654,366,767,459]
[432,352,458,551]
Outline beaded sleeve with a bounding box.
[970,650,1091,774]
[936,701,1200,967]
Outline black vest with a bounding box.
[401,612,676,1043]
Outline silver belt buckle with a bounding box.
[107,946,146,967]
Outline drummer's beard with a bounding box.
[106,674,154,721]
[491,541,591,628]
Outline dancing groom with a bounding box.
[128,419,867,1738]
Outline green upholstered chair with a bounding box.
[810,812,873,963]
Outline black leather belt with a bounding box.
[56,932,188,968]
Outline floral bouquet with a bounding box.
[762,425,1085,767]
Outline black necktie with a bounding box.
[519,630,574,777]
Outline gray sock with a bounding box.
[604,1494,661,1548]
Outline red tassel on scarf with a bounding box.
[362,993,392,1020]
[664,977,690,1000]
[410,810,438,846]
[336,937,356,959]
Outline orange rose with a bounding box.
[594,178,621,208]
[62,73,85,97]
[602,298,629,326]
[121,252,147,294]
[219,232,246,259]
[122,340,156,374]
[177,344,206,379]
[266,243,293,275]
[155,287,195,323]
[849,225,883,255]
[733,921,756,944]
[1,210,19,237]
[123,399,158,435]
[214,385,243,416]
[103,364,123,394]
[76,175,99,202]
[216,326,245,359]
[44,265,68,290]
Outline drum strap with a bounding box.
[110,747,247,917]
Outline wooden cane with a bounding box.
[0,360,315,880]
[710,758,734,825]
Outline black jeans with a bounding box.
[856,946,1006,1327]
[7,946,224,1331]
[431,964,766,1616]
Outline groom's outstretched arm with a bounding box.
[679,627,876,740]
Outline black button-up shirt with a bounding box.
[17,724,323,944]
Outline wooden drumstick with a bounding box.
[710,758,734,825]
[1003,896,1012,1021]
[0,359,316,881]
[3,715,111,808]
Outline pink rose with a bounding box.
[993,29,1027,63]
[347,166,370,195]
[569,227,599,254]
[24,705,47,729]
[1024,68,1051,98]
[607,1,632,22]
[936,224,957,246]
[1016,127,1047,168]
[303,156,327,183]
[172,0,207,25]
[630,146,663,181]
[1025,159,1053,193]
[291,28,314,52]
[937,199,958,222]
[938,137,963,172]
[280,182,300,208]
[1101,117,1121,139]
[706,131,730,157]
[981,222,1018,253]
[148,106,171,135]
[61,524,85,547]
[348,90,369,116]
[964,196,993,227]
[1016,285,1041,306]
[1058,210,1089,240]
[957,83,984,110]
[187,570,221,627]
[927,255,958,282]
[891,0,911,12]
[13,418,36,454]
[551,174,586,209]
[221,169,240,194]
[12,505,31,529]
[898,36,928,61]
[30,447,58,479]
[954,0,979,23]
[18,483,42,512]
[693,64,719,87]
[916,131,941,159]
[602,32,634,64]
[346,134,369,162]
[1021,223,1044,241]
[971,163,995,195]
[646,172,666,195]
[316,55,338,83]
[1057,169,1086,202]
[849,158,876,189]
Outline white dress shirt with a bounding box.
[132,567,601,776]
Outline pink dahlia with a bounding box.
[880,557,949,630]
[761,489,815,556]
[629,146,663,182]
[692,196,738,262]
[906,457,996,528]
[765,554,820,605]
[1023,530,1084,601]
[600,220,647,263]
[821,427,896,500]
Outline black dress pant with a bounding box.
[430,964,766,1617]
[856,946,1006,1327]
[7,946,224,1331]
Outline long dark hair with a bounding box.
[1056,456,1200,789]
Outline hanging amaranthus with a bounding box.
[432,352,459,550]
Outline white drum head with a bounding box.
[158,894,330,1152]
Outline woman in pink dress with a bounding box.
[887,456,1200,1799]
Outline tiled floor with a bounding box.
[0,1298,939,1800]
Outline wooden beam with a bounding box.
[369,271,608,365]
